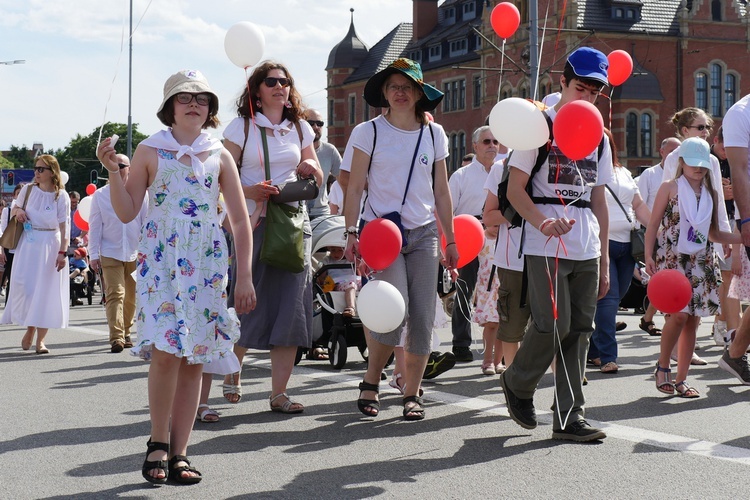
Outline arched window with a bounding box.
[625,111,654,159]
[626,112,638,157]
[710,64,722,117]
[450,133,459,172]
[712,0,722,21]
[725,73,737,112]
[696,72,708,111]
[458,132,466,165]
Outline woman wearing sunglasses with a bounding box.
[222,60,323,414]
[1,155,71,354]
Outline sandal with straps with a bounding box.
[270,392,305,414]
[357,381,380,417]
[654,363,674,395]
[675,380,700,399]
[403,395,425,421]
[168,455,202,484]
[142,439,169,485]
[640,317,662,336]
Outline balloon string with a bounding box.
[608,86,614,130]
[245,68,265,175]
[533,1,551,102]
[497,38,506,102]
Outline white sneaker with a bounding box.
[713,320,727,346]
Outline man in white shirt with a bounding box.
[501,47,613,442]
[448,126,507,361]
[718,93,750,385]
[88,154,148,353]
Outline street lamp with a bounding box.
[0,60,25,65]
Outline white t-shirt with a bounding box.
[484,163,524,271]
[223,114,315,213]
[636,163,663,210]
[506,105,614,260]
[328,180,344,215]
[662,146,730,231]
[606,166,640,243]
[722,93,750,175]
[449,158,491,216]
[341,115,449,229]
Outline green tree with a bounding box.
[56,123,146,194]
[0,154,13,170]
[3,145,34,168]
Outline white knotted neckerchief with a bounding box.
[676,175,712,255]
[140,129,223,181]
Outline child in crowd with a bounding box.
[68,246,89,283]
[97,69,255,485]
[319,245,360,317]
[645,137,740,398]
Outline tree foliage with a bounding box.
[55,123,146,194]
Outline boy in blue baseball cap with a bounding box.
[499,46,614,442]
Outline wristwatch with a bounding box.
[344,226,358,237]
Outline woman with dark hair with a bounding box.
[222,60,323,413]
[342,58,458,420]
[0,156,70,354]
[589,129,650,373]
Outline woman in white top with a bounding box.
[0,156,70,354]
[342,58,458,421]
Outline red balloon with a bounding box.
[491,2,521,39]
[647,269,692,314]
[86,183,97,196]
[607,50,633,86]
[74,210,89,232]
[553,101,604,161]
[359,218,402,271]
[441,214,485,268]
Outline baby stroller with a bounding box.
[300,214,368,369]
[69,247,95,306]
[619,263,650,313]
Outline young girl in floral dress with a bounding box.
[97,69,256,485]
[645,137,740,398]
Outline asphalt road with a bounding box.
[1,297,749,499]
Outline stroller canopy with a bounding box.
[311,215,347,254]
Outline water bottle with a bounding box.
[23,221,34,242]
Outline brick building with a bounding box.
[326,0,750,173]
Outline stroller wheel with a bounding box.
[294,347,304,366]
[330,335,347,369]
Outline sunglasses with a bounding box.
[175,93,211,106]
[481,139,500,145]
[34,166,52,173]
[307,120,324,127]
[688,124,712,131]
[263,77,291,88]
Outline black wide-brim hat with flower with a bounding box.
[363,58,444,111]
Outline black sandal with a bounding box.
[142,439,169,485]
[640,317,662,336]
[168,455,202,484]
[402,395,425,421]
[357,381,380,417]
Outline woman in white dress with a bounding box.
[0,155,70,353]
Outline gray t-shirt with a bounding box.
[308,141,342,217]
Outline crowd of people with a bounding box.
[2,46,750,485]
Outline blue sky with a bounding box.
[0,0,413,152]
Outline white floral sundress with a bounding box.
[131,148,239,364]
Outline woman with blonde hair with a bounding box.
[0,155,70,353]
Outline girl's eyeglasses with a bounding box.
[34,166,52,173]
[263,77,291,88]
[688,124,712,131]
[175,93,211,106]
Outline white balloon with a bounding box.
[224,22,265,69]
[356,280,406,333]
[77,196,92,222]
[60,171,69,185]
[489,98,549,151]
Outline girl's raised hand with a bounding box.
[96,137,120,173]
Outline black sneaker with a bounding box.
[499,372,537,429]
[452,346,473,362]
[423,351,456,379]
[718,350,750,385]
[552,419,607,442]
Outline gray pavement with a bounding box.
[1,298,749,499]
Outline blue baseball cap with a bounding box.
[679,137,711,169]
[567,47,609,86]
